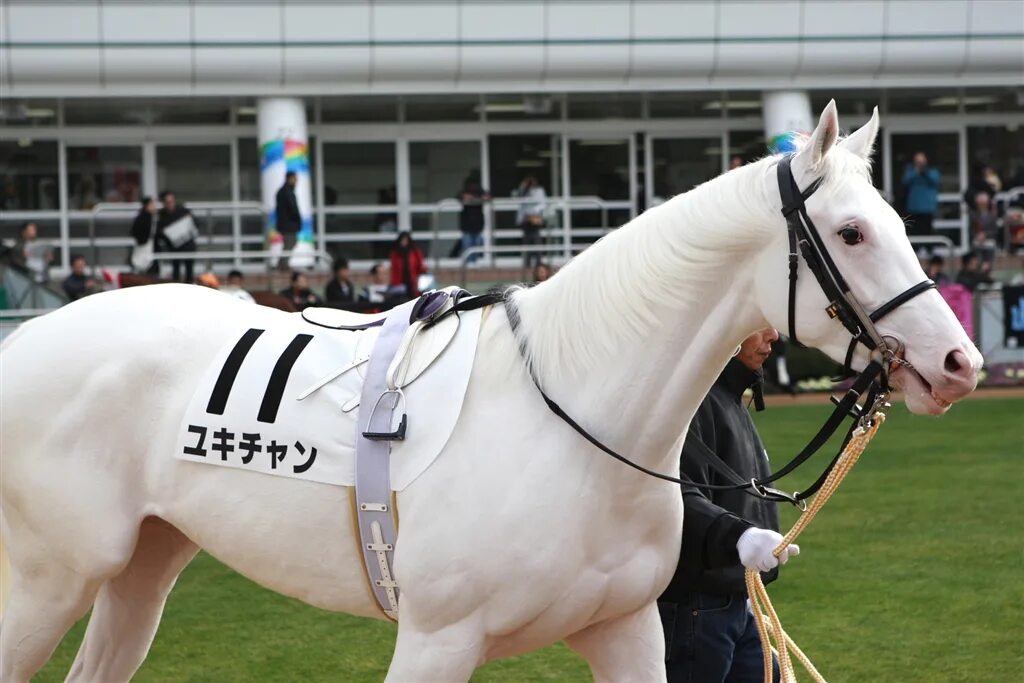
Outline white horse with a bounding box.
[0,103,980,682]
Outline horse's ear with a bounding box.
[793,100,839,176]
[840,106,880,160]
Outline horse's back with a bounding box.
[0,285,281,500]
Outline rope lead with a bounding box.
[745,412,886,683]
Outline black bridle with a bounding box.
[777,155,936,384]
[386,157,937,505]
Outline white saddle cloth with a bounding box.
[174,306,482,490]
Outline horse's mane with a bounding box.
[510,139,873,383]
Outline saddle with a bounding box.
[174,287,483,491]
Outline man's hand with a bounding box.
[737,527,800,573]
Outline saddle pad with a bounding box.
[173,308,482,490]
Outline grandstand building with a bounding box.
[1,0,1022,272]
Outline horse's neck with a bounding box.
[512,166,775,470]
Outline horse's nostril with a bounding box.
[943,349,972,378]
[944,352,961,374]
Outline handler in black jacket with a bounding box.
[660,327,798,683]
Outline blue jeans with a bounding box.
[659,593,780,683]
[460,232,484,263]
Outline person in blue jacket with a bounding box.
[902,152,941,240]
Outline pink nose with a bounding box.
[943,348,976,384]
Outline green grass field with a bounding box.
[37,397,1022,682]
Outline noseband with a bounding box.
[777,155,935,386]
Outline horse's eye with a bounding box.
[838,225,863,245]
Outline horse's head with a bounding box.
[755,101,981,415]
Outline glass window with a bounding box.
[409,141,482,203]
[235,100,313,125]
[487,134,561,233]
[568,138,631,234]
[651,138,721,201]
[727,130,767,166]
[647,92,718,119]
[961,87,1024,113]
[65,98,231,125]
[321,96,399,123]
[157,145,231,202]
[66,146,143,209]
[568,93,642,120]
[0,99,59,128]
[968,126,1024,190]
[482,94,561,121]
[0,140,59,211]
[239,137,318,203]
[322,142,396,206]
[487,135,560,197]
[404,95,480,122]
[886,88,960,114]
[810,90,882,119]
[716,92,763,120]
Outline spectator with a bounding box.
[901,152,940,244]
[924,255,951,286]
[533,262,553,284]
[515,175,548,268]
[221,270,255,303]
[963,163,1000,211]
[156,190,197,284]
[62,254,98,301]
[955,251,994,292]
[659,328,795,682]
[275,171,302,253]
[130,196,159,275]
[389,231,427,299]
[360,263,392,305]
[729,155,745,170]
[11,221,52,283]
[969,192,1001,266]
[458,172,491,263]
[279,271,322,311]
[325,257,356,304]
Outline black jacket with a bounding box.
[131,211,154,246]
[275,183,301,234]
[324,278,355,304]
[661,359,780,599]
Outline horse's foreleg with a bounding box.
[565,601,668,683]
[65,517,198,683]
[384,614,485,683]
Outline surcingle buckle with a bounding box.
[362,389,408,441]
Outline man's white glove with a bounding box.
[736,527,800,573]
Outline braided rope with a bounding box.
[745,412,886,683]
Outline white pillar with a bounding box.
[762,91,814,154]
[257,97,315,269]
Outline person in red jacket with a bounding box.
[389,231,427,300]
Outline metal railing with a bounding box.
[431,195,628,269]
[909,235,955,255]
[87,201,265,273]
[457,243,595,288]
